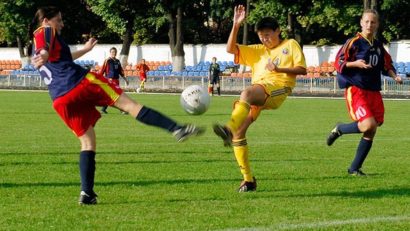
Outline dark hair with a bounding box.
[255,17,279,32]
[110,47,117,52]
[27,6,61,56]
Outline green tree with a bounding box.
[85,0,145,65]
[0,0,35,58]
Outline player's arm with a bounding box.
[273,66,307,75]
[98,59,107,76]
[119,64,129,85]
[31,27,53,69]
[382,47,402,84]
[226,5,246,55]
[71,38,98,60]
[31,49,49,69]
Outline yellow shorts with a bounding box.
[237,82,292,121]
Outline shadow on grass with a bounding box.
[0,178,239,188]
[0,158,235,167]
[284,187,410,199]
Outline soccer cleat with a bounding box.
[78,191,98,205]
[173,124,205,142]
[327,124,342,146]
[213,124,233,147]
[101,109,108,114]
[348,169,367,176]
[238,177,257,192]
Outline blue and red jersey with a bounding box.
[33,26,88,100]
[334,33,396,91]
[99,57,123,79]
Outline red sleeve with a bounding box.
[99,59,107,76]
[382,46,396,75]
[334,37,358,74]
[119,63,124,76]
[33,26,56,54]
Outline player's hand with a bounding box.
[353,59,372,69]
[265,58,279,72]
[84,37,98,52]
[233,5,246,27]
[394,76,403,84]
[31,50,49,69]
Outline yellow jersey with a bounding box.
[235,39,306,88]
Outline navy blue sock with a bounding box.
[136,106,180,132]
[79,151,96,194]
[350,138,373,171]
[338,122,360,134]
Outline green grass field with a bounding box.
[1,90,410,230]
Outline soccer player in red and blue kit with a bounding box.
[99,47,129,113]
[30,6,204,205]
[326,9,402,176]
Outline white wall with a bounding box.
[2,40,410,67]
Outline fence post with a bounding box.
[383,78,386,94]
[310,77,313,93]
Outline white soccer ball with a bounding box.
[180,85,210,115]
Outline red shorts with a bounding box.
[345,86,384,124]
[53,72,123,137]
[139,74,146,81]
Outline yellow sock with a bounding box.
[233,138,253,182]
[227,100,250,133]
[140,81,145,90]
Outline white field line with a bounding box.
[222,215,410,231]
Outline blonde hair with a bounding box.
[362,9,379,20]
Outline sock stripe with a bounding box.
[233,138,247,146]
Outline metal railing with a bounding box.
[1,74,409,96]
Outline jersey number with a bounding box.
[368,54,379,67]
[39,66,52,85]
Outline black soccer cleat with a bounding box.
[78,191,98,205]
[213,124,233,147]
[348,169,367,176]
[173,124,205,142]
[327,124,342,146]
[238,177,257,192]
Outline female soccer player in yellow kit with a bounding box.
[213,5,307,192]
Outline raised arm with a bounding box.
[71,38,98,60]
[226,5,246,55]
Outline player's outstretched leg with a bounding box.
[115,94,205,142]
[213,124,233,147]
[327,122,361,146]
[327,124,342,146]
